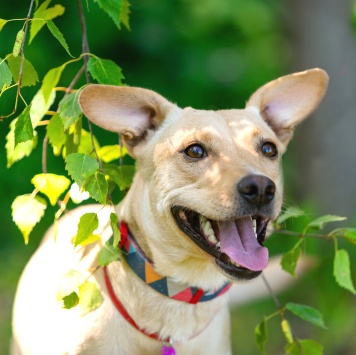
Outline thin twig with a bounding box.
[42,136,48,174]
[262,274,282,310]
[17,0,35,98]
[77,0,113,204]
[119,134,123,167]
[1,0,35,120]
[66,64,86,93]
[77,0,90,81]
[276,229,333,240]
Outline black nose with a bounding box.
[238,175,276,207]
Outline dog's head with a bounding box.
[79,69,328,289]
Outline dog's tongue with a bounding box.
[219,217,269,271]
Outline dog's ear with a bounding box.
[246,68,329,146]
[79,85,174,155]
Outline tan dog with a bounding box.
[12,69,328,355]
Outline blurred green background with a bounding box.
[1,0,355,354]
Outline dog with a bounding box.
[11,69,328,355]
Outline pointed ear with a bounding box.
[246,69,329,146]
[78,85,175,155]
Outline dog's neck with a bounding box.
[103,221,232,345]
[117,222,232,303]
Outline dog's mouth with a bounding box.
[171,206,270,281]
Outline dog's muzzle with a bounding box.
[171,175,276,282]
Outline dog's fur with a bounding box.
[12,69,328,355]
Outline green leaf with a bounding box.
[65,153,99,187]
[7,55,39,87]
[47,113,66,155]
[286,302,326,329]
[11,194,47,244]
[77,234,101,247]
[41,64,66,103]
[87,57,124,85]
[98,144,127,163]
[62,127,98,158]
[78,281,103,315]
[94,0,123,28]
[286,339,323,355]
[30,89,56,127]
[83,171,108,204]
[281,319,294,344]
[98,239,119,266]
[120,0,131,30]
[14,106,34,146]
[306,215,346,232]
[73,117,82,145]
[73,212,99,247]
[31,173,71,206]
[46,20,73,57]
[30,0,65,43]
[255,319,267,354]
[0,19,8,31]
[63,129,79,157]
[57,269,85,300]
[330,228,356,245]
[6,120,38,167]
[280,244,302,277]
[0,58,13,89]
[110,212,121,247]
[275,206,304,226]
[62,292,79,309]
[333,249,356,294]
[103,164,135,190]
[12,30,25,57]
[342,229,356,244]
[59,92,82,129]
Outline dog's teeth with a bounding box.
[208,234,218,244]
[203,220,212,233]
[231,260,241,268]
[252,219,257,238]
[199,215,207,224]
[200,216,219,244]
[216,242,220,248]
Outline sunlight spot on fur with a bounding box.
[204,162,222,184]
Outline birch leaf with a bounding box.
[31,173,71,206]
[12,194,47,244]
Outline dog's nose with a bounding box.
[238,175,276,207]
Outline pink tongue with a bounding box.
[219,217,269,271]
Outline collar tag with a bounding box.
[162,338,176,355]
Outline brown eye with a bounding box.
[262,142,278,158]
[184,144,206,159]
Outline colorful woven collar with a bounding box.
[117,221,232,304]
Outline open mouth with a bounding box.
[171,206,270,281]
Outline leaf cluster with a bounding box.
[254,208,356,354]
[3,0,132,315]
[275,207,355,295]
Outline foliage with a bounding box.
[1,1,355,354]
[253,209,356,353]
[1,0,131,315]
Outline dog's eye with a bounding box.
[261,142,278,158]
[184,144,206,159]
